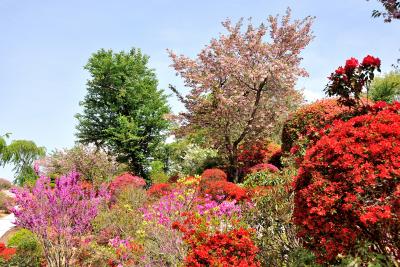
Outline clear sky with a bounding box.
[0,0,399,181]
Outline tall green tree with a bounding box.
[76,48,170,179]
[0,135,46,185]
[370,71,400,102]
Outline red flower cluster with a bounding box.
[147,183,172,198]
[362,55,381,67]
[344,57,359,71]
[238,141,281,175]
[0,243,16,261]
[109,172,146,195]
[293,102,400,263]
[326,55,381,107]
[203,180,249,202]
[173,214,260,267]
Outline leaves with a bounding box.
[76,48,171,179]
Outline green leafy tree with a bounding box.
[76,48,170,180]
[0,136,46,185]
[370,71,400,102]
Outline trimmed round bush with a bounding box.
[200,168,228,182]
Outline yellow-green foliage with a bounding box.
[370,71,400,102]
[8,229,42,267]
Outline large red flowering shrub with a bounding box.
[109,172,146,195]
[293,102,400,263]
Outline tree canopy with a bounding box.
[169,9,313,181]
[76,48,171,180]
[370,71,400,102]
[0,135,46,185]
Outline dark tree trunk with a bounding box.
[227,145,240,183]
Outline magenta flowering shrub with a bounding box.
[139,176,247,265]
[12,172,108,267]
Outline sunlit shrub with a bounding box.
[12,172,108,266]
[173,212,260,266]
[7,229,42,267]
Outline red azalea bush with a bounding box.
[0,243,16,261]
[201,168,228,182]
[173,214,260,267]
[293,102,400,263]
[238,141,281,175]
[199,169,249,202]
[109,172,146,195]
[203,180,249,202]
[147,183,172,198]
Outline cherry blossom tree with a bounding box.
[169,9,314,181]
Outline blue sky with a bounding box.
[0,0,399,180]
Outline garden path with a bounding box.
[0,190,15,240]
[0,213,14,240]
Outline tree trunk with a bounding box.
[228,145,240,183]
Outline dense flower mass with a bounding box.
[0,243,16,261]
[362,55,381,67]
[293,102,400,263]
[12,172,108,266]
[344,57,359,71]
[109,172,146,194]
[173,213,260,267]
[147,182,172,198]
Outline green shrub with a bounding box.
[244,168,318,266]
[243,170,286,188]
[149,160,169,184]
[7,229,42,267]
